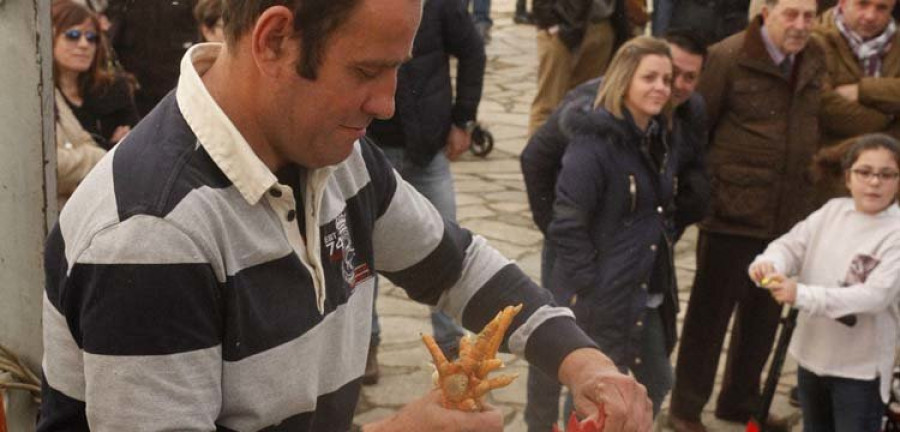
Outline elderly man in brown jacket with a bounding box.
[814,0,900,149]
[667,0,826,430]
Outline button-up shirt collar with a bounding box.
[175,43,278,206]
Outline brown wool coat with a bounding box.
[698,15,827,240]
[813,7,900,149]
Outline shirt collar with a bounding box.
[760,23,795,66]
[877,201,900,217]
[840,197,900,217]
[175,43,278,205]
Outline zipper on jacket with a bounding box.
[628,174,637,213]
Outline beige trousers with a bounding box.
[528,20,615,135]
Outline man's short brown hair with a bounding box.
[222,0,361,79]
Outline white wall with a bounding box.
[0,0,55,429]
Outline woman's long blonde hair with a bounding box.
[595,36,674,123]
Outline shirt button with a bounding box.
[287,210,296,222]
[641,283,648,289]
[657,206,664,214]
[650,244,657,252]
[634,357,642,365]
[269,188,282,198]
[636,320,643,327]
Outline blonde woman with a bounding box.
[548,36,685,416]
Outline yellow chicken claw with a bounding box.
[422,304,522,411]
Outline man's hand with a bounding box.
[558,348,652,431]
[748,260,776,285]
[362,389,503,432]
[444,125,472,161]
[835,84,859,102]
[764,274,797,305]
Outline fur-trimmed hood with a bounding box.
[557,81,668,149]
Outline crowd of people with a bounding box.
[39,0,900,430]
[521,0,900,430]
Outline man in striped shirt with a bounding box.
[38,0,653,430]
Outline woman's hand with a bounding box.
[111,125,131,144]
[748,260,776,286]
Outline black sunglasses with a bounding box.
[63,29,99,44]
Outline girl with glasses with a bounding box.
[749,133,900,431]
[52,0,138,207]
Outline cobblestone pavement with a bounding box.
[354,1,802,429]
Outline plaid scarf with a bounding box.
[835,8,896,77]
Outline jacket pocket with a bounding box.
[711,164,776,229]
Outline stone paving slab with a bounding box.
[353,0,803,429]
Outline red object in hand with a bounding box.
[551,407,607,432]
[745,419,761,432]
[0,393,7,432]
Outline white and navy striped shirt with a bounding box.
[39,44,594,431]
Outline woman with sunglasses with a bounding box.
[52,0,138,207]
[53,0,138,149]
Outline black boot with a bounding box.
[513,10,534,24]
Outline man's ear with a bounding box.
[761,3,771,20]
[251,6,299,78]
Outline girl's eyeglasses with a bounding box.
[63,29,99,44]
[851,168,900,182]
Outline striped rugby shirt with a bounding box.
[39,44,596,431]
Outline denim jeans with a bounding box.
[632,307,674,416]
[798,366,883,432]
[525,242,565,431]
[378,147,465,354]
[465,0,492,24]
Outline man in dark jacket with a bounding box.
[106,0,200,115]
[366,0,486,376]
[520,32,708,431]
[668,0,825,430]
[667,0,751,45]
[528,0,630,134]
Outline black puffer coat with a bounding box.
[547,95,696,369]
[522,78,709,238]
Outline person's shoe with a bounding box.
[513,11,534,25]
[668,413,708,432]
[362,344,379,386]
[788,386,800,407]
